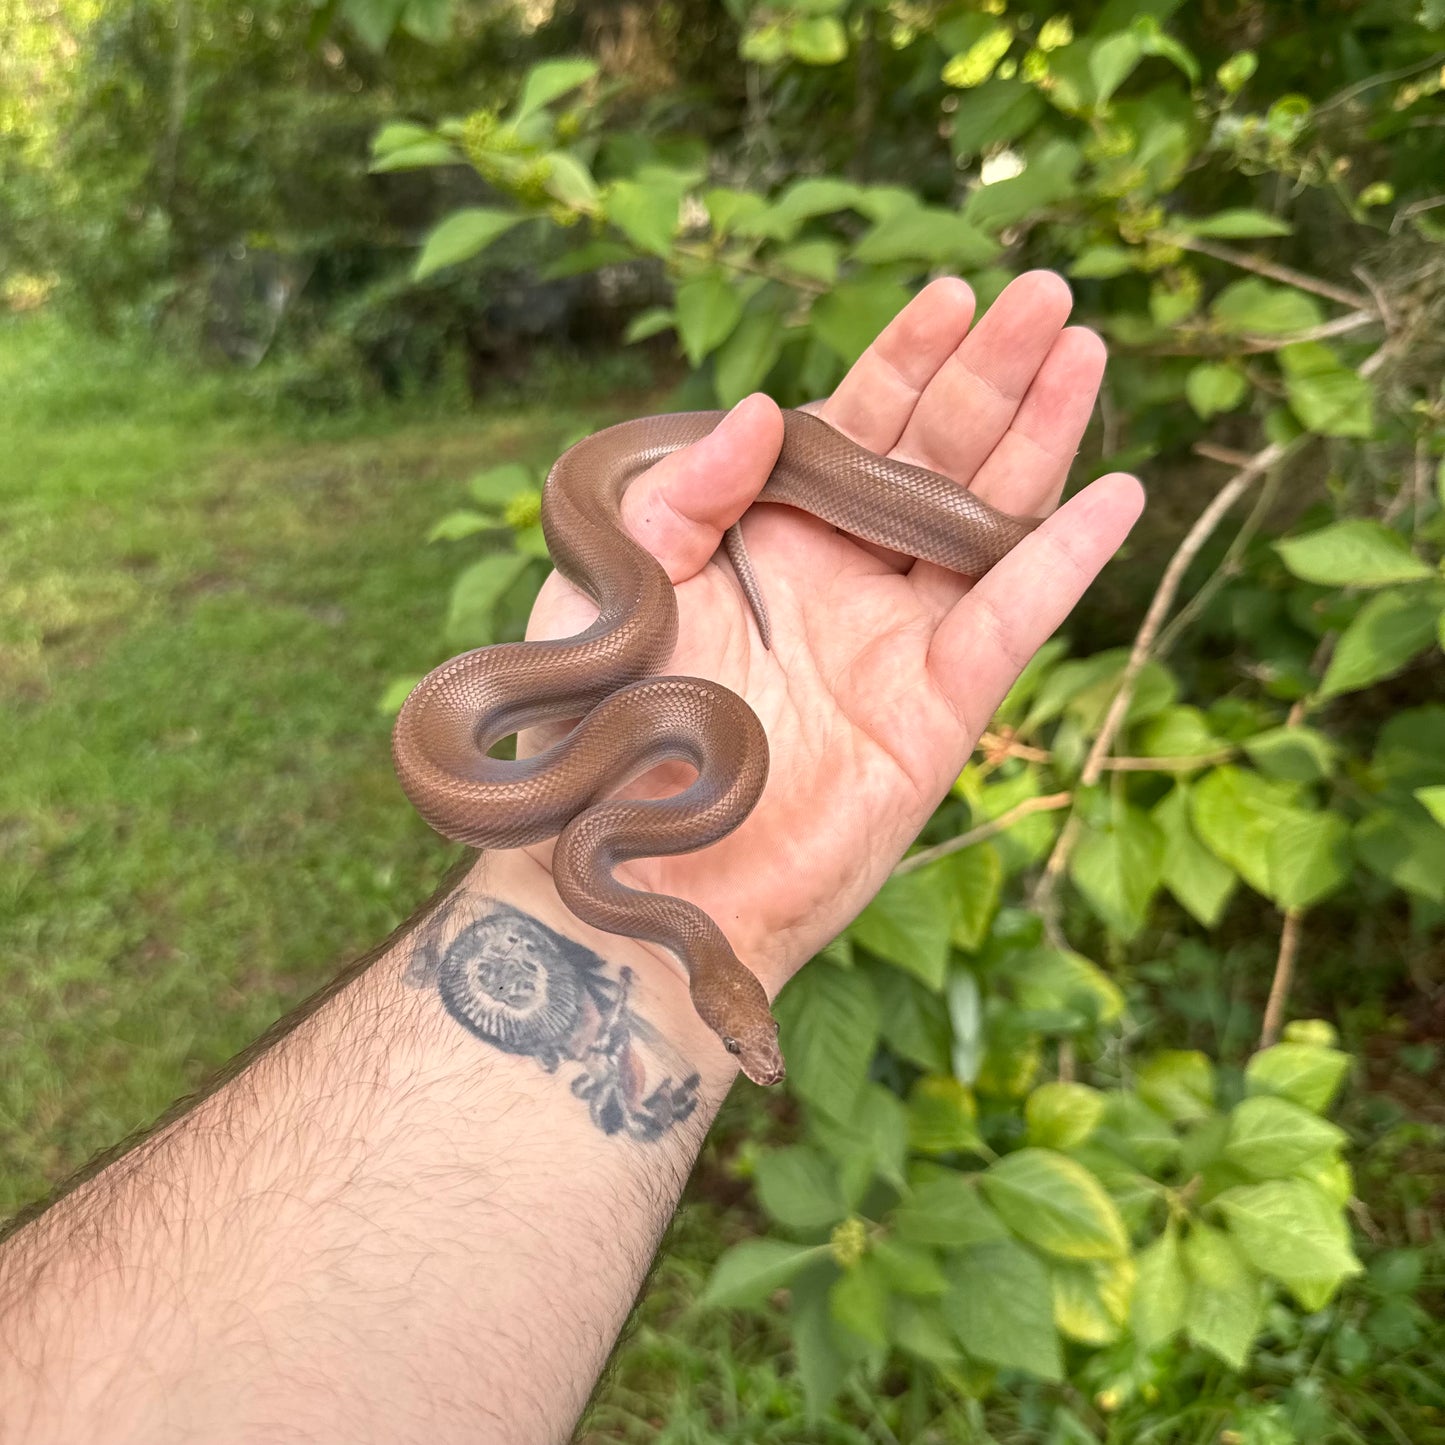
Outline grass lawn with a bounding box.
[0,316,654,1215]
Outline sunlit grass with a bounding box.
[0,313,647,1213]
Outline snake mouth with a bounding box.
[743,1057,787,1088]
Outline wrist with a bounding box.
[409,847,743,1109]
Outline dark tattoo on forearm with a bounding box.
[404,902,700,1142]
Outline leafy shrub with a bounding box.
[387,5,1445,1426]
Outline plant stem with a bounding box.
[892,793,1072,876]
[1259,908,1303,1049]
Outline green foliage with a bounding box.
[371,5,1445,1428]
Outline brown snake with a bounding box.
[393,408,1037,1085]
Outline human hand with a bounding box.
[520,271,1143,995]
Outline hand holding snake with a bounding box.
[395,273,1144,1084]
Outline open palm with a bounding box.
[520,272,1143,994]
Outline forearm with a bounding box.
[0,850,738,1445]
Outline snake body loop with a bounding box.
[393,409,1037,1084]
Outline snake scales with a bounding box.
[393,408,1037,1084]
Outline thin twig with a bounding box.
[1193,442,1256,467]
[1259,909,1304,1049]
[1315,49,1445,115]
[1167,233,1376,312]
[1131,309,1378,358]
[1031,438,1291,918]
[977,731,1234,772]
[893,793,1072,876]
[1154,463,1287,658]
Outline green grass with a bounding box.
[0,313,652,1214]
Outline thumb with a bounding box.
[618,393,785,583]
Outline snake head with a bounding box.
[721,1018,785,1087]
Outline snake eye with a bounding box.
[722,1037,741,1055]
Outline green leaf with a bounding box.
[1242,725,1338,782]
[714,309,784,407]
[788,15,847,64]
[941,1239,1063,1380]
[1070,245,1137,280]
[775,962,880,1116]
[1245,1042,1351,1113]
[370,138,459,173]
[1280,343,1374,438]
[341,0,407,51]
[1087,29,1144,106]
[830,1255,891,1346]
[732,177,866,241]
[1051,1255,1135,1344]
[623,306,675,344]
[850,864,954,989]
[513,57,598,121]
[1191,766,1306,897]
[810,277,911,366]
[426,509,496,542]
[774,239,842,285]
[949,843,1003,952]
[372,120,437,157]
[876,967,950,1073]
[1319,589,1443,699]
[789,1264,850,1420]
[756,1145,849,1232]
[873,1238,949,1297]
[400,0,451,44]
[981,1148,1130,1260]
[674,271,743,367]
[702,1238,829,1308]
[1091,1092,1180,1175]
[1009,947,1125,1028]
[541,151,599,209]
[607,179,681,256]
[1027,1083,1107,1150]
[704,187,767,236]
[963,140,1081,234]
[1136,1050,1214,1123]
[378,674,422,718]
[1267,811,1351,910]
[1153,785,1237,927]
[414,208,524,280]
[809,1083,908,1196]
[895,1173,1009,1248]
[949,77,1045,158]
[1214,1179,1363,1287]
[1357,800,1445,901]
[1275,521,1430,588]
[1416,785,1445,828]
[1224,1095,1347,1180]
[1185,361,1248,418]
[1211,278,1324,336]
[1132,1225,1188,1351]
[1068,803,1164,939]
[445,552,532,644]
[852,206,998,268]
[1184,1223,1264,1369]
[467,461,533,507]
[1181,208,1292,238]
[892,1300,964,1364]
[908,1075,982,1155]
[953,767,1060,873]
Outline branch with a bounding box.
[1031,436,1292,918]
[977,731,1235,772]
[1259,909,1304,1049]
[1168,233,1376,312]
[893,793,1072,876]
